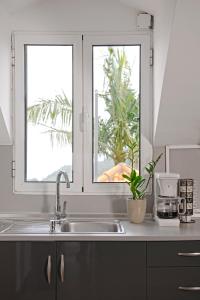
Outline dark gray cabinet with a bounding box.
[147,241,200,300]
[2,239,200,300]
[0,241,146,300]
[148,267,200,300]
[0,242,56,300]
[57,241,146,300]
[147,241,200,267]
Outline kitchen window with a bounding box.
[25,45,73,183]
[13,32,151,194]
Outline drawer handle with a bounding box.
[47,255,52,285]
[60,254,65,283]
[179,286,200,291]
[178,252,200,257]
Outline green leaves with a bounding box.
[145,153,163,175]
[123,153,163,199]
[123,169,145,199]
[122,174,131,181]
[27,91,72,147]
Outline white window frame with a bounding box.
[13,32,152,195]
[83,33,152,194]
[13,32,83,194]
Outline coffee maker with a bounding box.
[154,173,186,226]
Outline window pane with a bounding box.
[25,45,73,182]
[93,46,140,183]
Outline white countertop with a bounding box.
[0,215,200,241]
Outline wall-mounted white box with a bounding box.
[137,13,152,29]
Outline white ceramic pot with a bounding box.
[127,198,146,224]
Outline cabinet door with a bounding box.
[147,241,200,267]
[148,267,200,300]
[57,241,146,300]
[0,242,56,300]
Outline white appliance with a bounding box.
[154,173,185,227]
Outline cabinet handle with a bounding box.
[47,255,52,285]
[60,254,65,283]
[178,252,200,257]
[178,286,200,291]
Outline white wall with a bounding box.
[0,0,144,214]
[153,0,177,138]
[11,0,138,32]
[155,0,200,146]
[119,0,177,140]
[0,5,12,144]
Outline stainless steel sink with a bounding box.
[60,220,124,234]
[4,221,50,234]
[0,221,13,233]
[3,219,125,234]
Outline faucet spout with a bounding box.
[55,171,70,219]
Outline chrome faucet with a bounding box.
[55,171,70,219]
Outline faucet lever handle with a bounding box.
[49,219,56,233]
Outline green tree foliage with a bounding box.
[27,92,72,147]
[98,48,139,165]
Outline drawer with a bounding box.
[147,241,200,267]
[148,267,200,300]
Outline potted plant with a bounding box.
[123,145,162,223]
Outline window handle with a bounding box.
[79,112,84,132]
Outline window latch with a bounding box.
[79,112,84,132]
[11,160,15,177]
